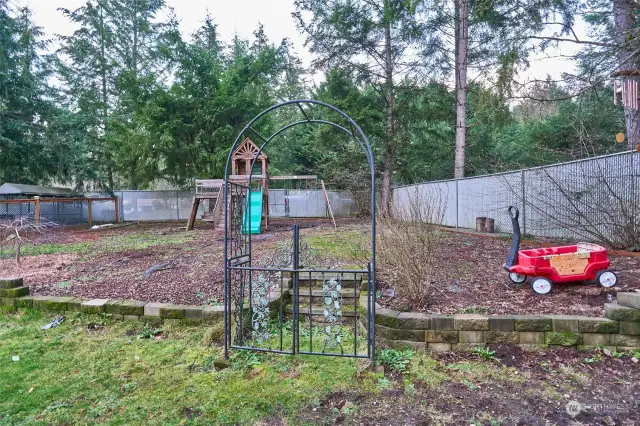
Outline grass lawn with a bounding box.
[2,308,639,425]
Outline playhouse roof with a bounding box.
[0,183,72,197]
[232,138,268,161]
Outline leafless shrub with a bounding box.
[517,157,639,250]
[0,216,61,266]
[377,185,447,310]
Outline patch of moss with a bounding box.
[545,332,583,346]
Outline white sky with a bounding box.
[21,0,584,88]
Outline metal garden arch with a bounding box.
[223,99,376,361]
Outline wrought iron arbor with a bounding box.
[223,100,376,360]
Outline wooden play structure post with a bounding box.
[187,138,269,231]
[186,137,338,231]
[34,196,40,226]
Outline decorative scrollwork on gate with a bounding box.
[260,236,322,268]
[232,268,247,344]
[250,274,271,346]
[231,192,247,257]
[321,278,344,354]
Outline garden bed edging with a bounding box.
[358,292,640,353]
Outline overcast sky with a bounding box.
[20,0,582,88]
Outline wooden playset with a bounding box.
[503,206,617,294]
[186,138,336,232]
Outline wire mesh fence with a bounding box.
[0,197,118,226]
[116,189,357,222]
[392,151,640,248]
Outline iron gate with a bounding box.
[223,100,376,360]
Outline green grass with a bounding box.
[0,309,369,425]
[304,230,370,268]
[1,229,196,261]
[0,310,533,424]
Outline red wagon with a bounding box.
[503,206,617,294]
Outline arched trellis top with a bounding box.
[223,99,377,362]
[223,99,375,182]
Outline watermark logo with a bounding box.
[566,401,582,417]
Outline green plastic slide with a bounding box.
[243,189,263,234]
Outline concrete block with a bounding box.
[0,287,29,298]
[15,296,37,308]
[489,316,515,332]
[604,303,640,322]
[396,312,430,329]
[430,315,454,330]
[203,306,224,323]
[427,342,451,353]
[0,297,15,307]
[484,331,519,344]
[514,315,552,332]
[67,299,87,312]
[453,343,486,352]
[425,330,459,343]
[620,321,640,336]
[458,331,484,343]
[610,334,640,347]
[545,332,582,346]
[81,299,110,314]
[33,296,74,312]
[617,292,640,310]
[548,315,580,332]
[386,340,426,351]
[582,333,611,346]
[454,314,489,331]
[377,325,423,341]
[144,302,169,317]
[0,277,23,289]
[519,331,545,345]
[116,300,147,316]
[579,318,619,333]
[374,308,402,328]
[159,305,188,319]
[184,306,204,321]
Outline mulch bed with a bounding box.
[1,219,346,305]
[377,229,640,317]
[2,219,638,315]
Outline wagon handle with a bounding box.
[505,206,521,270]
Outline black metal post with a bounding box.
[292,224,300,354]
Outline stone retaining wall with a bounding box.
[0,277,284,325]
[3,276,640,353]
[359,292,640,353]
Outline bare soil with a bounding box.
[378,229,640,317]
[2,220,638,315]
[294,346,640,425]
[0,219,350,305]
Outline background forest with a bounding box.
[1,0,636,212]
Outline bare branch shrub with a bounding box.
[516,155,639,250]
[0,216,61,266]
[377,184,447,310]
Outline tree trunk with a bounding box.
[613,0,640,150]
[380,12,395,217]
[454,0,469,178]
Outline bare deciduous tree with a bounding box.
[0,216,60,266]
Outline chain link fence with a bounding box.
[0,198,118,226]
[392,151,640,248]
[115,189,357,222]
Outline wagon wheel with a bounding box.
[596,270,617,288]
[508,272,527,284]
[531,277,552,295]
